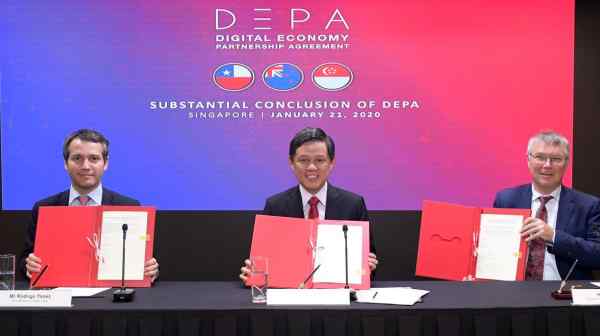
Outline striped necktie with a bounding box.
[525,195,553,280]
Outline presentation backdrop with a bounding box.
[1,0,574,210]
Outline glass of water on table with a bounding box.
[250,256,268,303]
[0,254,15,290]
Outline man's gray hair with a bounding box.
[527,130,570,159]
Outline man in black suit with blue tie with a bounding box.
[240,127,378,282]
[494,131,600,280]
[20,129,159,281]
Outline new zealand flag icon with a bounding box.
[262,63,304,91]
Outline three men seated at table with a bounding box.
[18,128,600,283]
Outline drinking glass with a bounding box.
[250,256,268,303]
[0,254,16,290]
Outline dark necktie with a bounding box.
[525,195,553,280]
[308,196,319,219]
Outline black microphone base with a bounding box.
[350,290,357,302]
[345,286,357,302]
[113,288,135,302]
[551,289,572,300]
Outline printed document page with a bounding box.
[475,214,524,280]
[97,211,148,280]
[356,287,430,305]
[313,224,362,284]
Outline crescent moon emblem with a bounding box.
[321,67,336,75]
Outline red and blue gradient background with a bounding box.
[0,0,573,210]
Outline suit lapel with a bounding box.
[517,185,533,208]
[58,190,70,205]
[324,184,338,220]
[101,188,112,206]
[287,186,304,218]
[556,186,573,232]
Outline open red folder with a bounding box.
[416,200,531,281]
[249,215,370,289]
[32,206,156,288]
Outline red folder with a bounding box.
[416,200,530,281]
[249,215,370,289]
[32,206,156,288]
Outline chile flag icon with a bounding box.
[312,63,353,91]
[213,63,255,91]
[262,63,304,91]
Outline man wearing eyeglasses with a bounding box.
[240,127,378,282]
[493,131,600,280]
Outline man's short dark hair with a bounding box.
[289,127,335,160]
[62,129,109,162]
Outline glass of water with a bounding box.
[0,254,16,290]
[250,256,268,303]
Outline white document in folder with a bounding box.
[475,214,524,280]
[97,211,148,280]
[313,224,363,284]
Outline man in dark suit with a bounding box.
[262,185,373,251]
[20,129,159,281]
[494,131,600,280]
[240,127,378,282]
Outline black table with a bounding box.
[1,281,599,336]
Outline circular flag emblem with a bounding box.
[213,63,254,91]
[262,63,303,91]
[312,63,353,91]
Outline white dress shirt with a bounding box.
[299,182,328,220]
[68,184,103,206]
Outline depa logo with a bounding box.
[214,8,350,31]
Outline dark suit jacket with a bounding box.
[19,188,140,277]
[263,184,376,254]
[493,184,600,280]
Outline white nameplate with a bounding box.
[355,287,430,305]
[267,288,350,305]
[55,287,110,297]
[572,288,600,306]
[0,290,72,307]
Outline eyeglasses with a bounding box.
[294,158,330,168]
[528,153,566,165]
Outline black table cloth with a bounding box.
[1,281,599,336]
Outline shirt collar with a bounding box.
[299,182,328,207]
[69,184,103,205]
[531,184,561,203]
